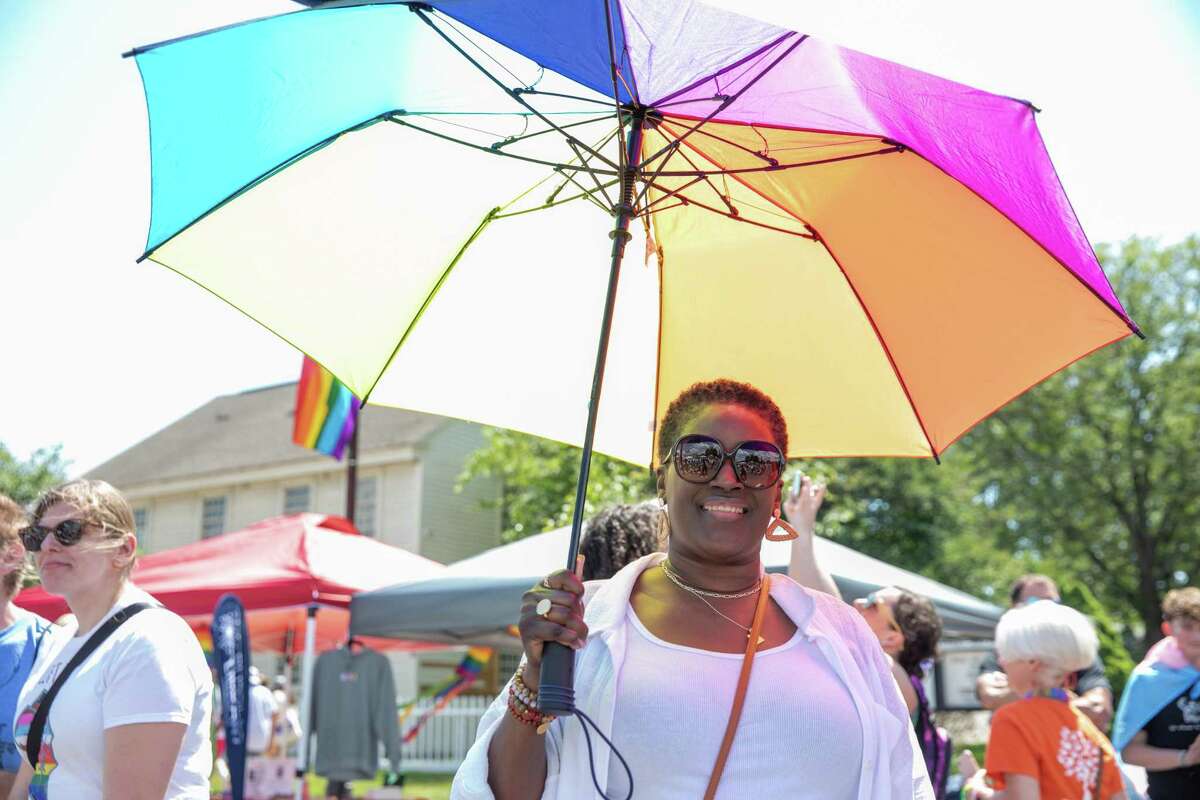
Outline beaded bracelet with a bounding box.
[512,668,540,708]
[508,667,555,734]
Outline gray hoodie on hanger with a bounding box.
[311,645,401,781]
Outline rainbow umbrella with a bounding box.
[126,0,1137,711]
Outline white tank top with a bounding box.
[606,606,863,799]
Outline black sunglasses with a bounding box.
[19,519,89,552]
[667,434,785,489]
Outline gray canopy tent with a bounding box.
[350,525,1002,649]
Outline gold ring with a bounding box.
[536,598,553,617]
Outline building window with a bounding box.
[201,496,227,538]
[355,476,378,536]
[283,485,311,515]
[132,507,149,551]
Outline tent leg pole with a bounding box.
[539,111,646,717]
[294,605,319,800]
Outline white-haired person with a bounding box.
[963,602,1125,800]
[7,480,213,800]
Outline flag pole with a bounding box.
[345,411,359,524]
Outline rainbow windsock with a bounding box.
[292,357,360,460]
[399,647,492,742]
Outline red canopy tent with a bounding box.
[14,512,446,653]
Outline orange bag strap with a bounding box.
[703,573,772,800]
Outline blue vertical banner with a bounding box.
[212,594,250,800]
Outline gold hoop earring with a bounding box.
[656,502,670,546]
[764,503,799,541]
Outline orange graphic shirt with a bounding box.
[985,696,1124,799]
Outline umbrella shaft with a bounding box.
[540,114,646,718]
[566,112,646,571]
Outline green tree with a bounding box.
[457,428,655,541]
[958,236,1200,650]
[0,443,68,505]
[1059,578,1137,700]
[784,457,1047,604]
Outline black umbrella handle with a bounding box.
[538,643,577,715]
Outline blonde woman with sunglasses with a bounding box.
[8,480,212,800]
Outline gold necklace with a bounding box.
[660,562,765,644]
[660,560,762,598]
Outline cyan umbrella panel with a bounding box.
[127,0,1137,711]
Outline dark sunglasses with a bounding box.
[864,591,903,635]
[668,434,784,490]
[19,519,89,552]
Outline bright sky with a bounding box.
[1,1,1197,476]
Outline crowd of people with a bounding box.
[0,379,1194,799]
[453,379,1199,800]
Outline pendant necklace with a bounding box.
[661,560,766,645]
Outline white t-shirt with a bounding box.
[606,606,863,798]
[14,585,213,799]
[246,683,277,754]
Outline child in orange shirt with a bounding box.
[964,601,1125,800]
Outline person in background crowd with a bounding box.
[963,601,1124,799]
[269,676,301,757]
[7,479,213,800]
[0,496,50,798]
[1113,587,1200,799]
[245,666,280,800]
[578,501,661,582]
[977,574,1114,729]
[854,586,949,796]
[247,667,278,756]
[267,676,301,800]
[783,473,841,599]
[456,379,932,799]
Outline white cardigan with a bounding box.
[451,553,934,799]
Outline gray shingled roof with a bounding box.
[85,382,447,488]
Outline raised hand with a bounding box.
[783,473,826,532]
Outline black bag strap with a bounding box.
[25,602,153,769]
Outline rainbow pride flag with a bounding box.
[399,647,491,742]
[292,357,360,460]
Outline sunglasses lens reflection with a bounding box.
[673,435,784,488]
[732,443,783,489]
[674,436,725,482]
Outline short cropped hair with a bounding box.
[655,379,789,468]
[32,480,137,578]
[995,602,1097,675]
[1008,573,1059,607]
[0,494,29,595]
[1162,587,1200,624]
[578,501,662,581]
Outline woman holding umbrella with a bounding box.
[454,380,931,799]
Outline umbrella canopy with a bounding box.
[350,525,1003,645]
[15,513,446,652]
[127,0,1136,466]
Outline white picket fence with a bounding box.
[400,695,494,773]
